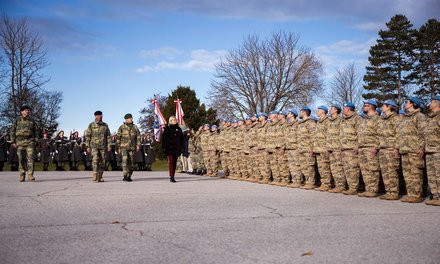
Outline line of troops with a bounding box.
[189,95,440,206]
[3,109,155,183]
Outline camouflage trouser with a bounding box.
[379,149,400,195]
[256,149,270,181]
[248,147,259,180]
[426,152,440,199]
[342,150,360,191]
[199,151,206,170]
[229,149,240,177]
[329,151,345,189]
[190,152,199,170]
[205,150,219,176]
[316,152,331,187]
[120,149,135,177]
[268,151,278,182]
[239,150,249,179]
[401,153,424,198]
[243,151,251,179]
[299,152,315,185]
[91,148,106,176]
[359,147,380,193]
[277,148,289,183]
[287,149,301,184]
[17,143,34,177]
[220,151,230,176]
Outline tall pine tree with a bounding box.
[412,19,440,101]
[363,14,415,106]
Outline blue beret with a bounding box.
[269,110,279,115]
[253,113,259,118]
[331,104,342,110]
[409,97,423,108]
[376,108,382,114]
[203,123,210,127]
[343,102,355,109]
[211,125,218,129]
[278,110,288,116]
[433,95,440,101]
[383,99,398,108]
[398,109,405,115]
[301,106,311,112]
[259,112,268,118]
[310,115,318,121]
[364,99,378,107]
[288,109,298,116]
[317,105,328,113]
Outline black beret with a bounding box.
[94,110,103,116]
[20,105,29,112]
[124,113,132,119]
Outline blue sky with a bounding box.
[3,0,439,133]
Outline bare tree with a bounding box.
[0,15,61,134]
[209,32,323,119]
[324,62,364,108]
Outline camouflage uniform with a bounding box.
[378,112,400,197]
[340,112,361,193]
[235,125,247,179]
[117,122,141,179]
[424,109,440,200]
[256,121,270,183]
[285,119,301,186]
[196,130,206,173]
[327,116,345,191]
[314,116,332,189]
[200,130,210,175]
[358,113,381,194]
[11,115,37,181]
[297,117,316,186]
[274,119,289,185]
[85,121,111,181]
[218,126,231,176]
[266,119,279,183]
[397,108,427,200]
[228,127,240,178]
[246,122,259,182]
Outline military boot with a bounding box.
[19,174,25,182]
[425,199,440,206]
[401,196,422,203]
[301,183,315,190]
[126,175,133,182]
[379,193,399,200]
[97,174,104,182]
[92,173,98,182]
[329,187,345,193]
[342,189,358,195]
[358,191,378,198]
[315,185,330,192]
[28,174,35,182]
[288,182,301,188]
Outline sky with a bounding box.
[2,0,440,134]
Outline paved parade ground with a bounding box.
[0,171,439,264]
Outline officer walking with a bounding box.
[11,105,37,182]
[117,113,141,182]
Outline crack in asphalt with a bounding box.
[36,187,69,197]
[257,203,284,218]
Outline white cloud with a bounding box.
[136,49,227,73]
[139,47,182,58]
[316,38,376,57]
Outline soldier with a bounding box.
[314,106,332,191]
[11,105,37,182]
[206,125,220,176]
[265,111,279,184]
[397,97,427,203]
[273,110,289,186]
[228,120,240,179]
[285,109,301,187]
[54,130,70,171]
[327,105,345,193]
[219,121,232,177]
[256,113,270,183]
[200,124,211,176]
[235,119,247,180]
[297,107,316,189]
[357,99,381,198]
[117,113,141,182]
[38,131,52,171]
[245,115,260,182]
[85,110,111,182]
[340,102,361,195]
[378,100,401,200]
[424,95,440,206]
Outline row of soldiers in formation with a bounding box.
[0,131,155,172]
[187,96,440,206]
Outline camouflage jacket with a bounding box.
[297,117,316,153]
[11,115,37,146]
[245,122,258,151]
[200,130,210,151]
[285,119,299,150]
[220,126,232,152]
[424,110,440,153]
[340,112,361,150]
[378,112,399,149]
[235,126,245,150]
[358,113,380,149]
[327,116,341,151]
[256,121,268,150]
[313,116,329,153]
[116,123,141,150]
[265,119,279,152]
[85,121,111,149]
[275,119,287,149]
[397,109,426,154]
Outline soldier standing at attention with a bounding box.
[85,110,111,182]
[314,106,332,192]
[297,107,316,189]
[274,110,289,186]
[378,100,401,200]
[285,109,301,188]
[38,131,51,171]
[357,99,381,198]
[424,95,440,206]
[266,111,280,184]
[117,113,141,182]
[327,105,345,193]
[11,105,37,182]
[340,102,361,195]
[256,113,270,184]
[398,97,427,203]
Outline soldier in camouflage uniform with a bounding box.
[340,102,361,195]
[256,113,270,183]
[246,115,260,182]
[199,124,210,176]
[273,110,289,186]
[218,121,229,177]
[228,121,240,179]
[11,105,37,182]
[397,97,427,203]
[85,111,111,182]
[117,113,141,182]
[297,107,316,189]
[425,95,440,206]
[235,120,247,180]
[206,125,220,176]
[378,100,401,200]
[222,121,233,177]
[266,111,279,184]
[327,105,346,193]
[314,106,332,191]
[285,109,301,188]
[357,99,381,198]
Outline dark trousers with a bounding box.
[167,155,179,177]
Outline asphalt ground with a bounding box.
[0,171,439,264]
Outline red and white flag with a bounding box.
[174,98,185,125]
[151,98,167,142]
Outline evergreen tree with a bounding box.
[412,19,440,101]
[363,14,415,106]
